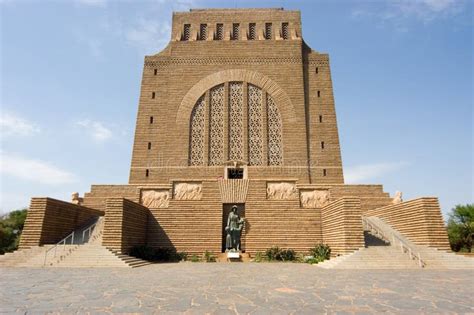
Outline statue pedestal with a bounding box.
[227,251,240,259]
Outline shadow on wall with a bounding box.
[147,213,175,251]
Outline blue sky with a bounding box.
[0,0,472,218]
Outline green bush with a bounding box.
[204,250,216,262]
[309,244,331,262]
[253,251,264,262]
[129,245,155,261]
[264,246,297,261]
[305,257,323,264]
[279,249,296,261]
[265,246,281,261]
[190,254,200,262]
[177,251,188,261]
[129,245,186,262]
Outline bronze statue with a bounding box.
[226,205,245,251]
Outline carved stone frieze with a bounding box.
[267,182,298,200]
[174,182,202,200]
[141,190,170,208]
[300,190,330,208]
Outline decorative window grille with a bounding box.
[209,85,225,165]
[188,82,283,167]
[183,24,191,41]
[282,22,289,40]
[189,96,205,165]
[248,84,264,165]
[215,23,224,40]
[199,24,207,40]
[267,95,283,165]
[265,23,272,40]
[232,23,240,40]
[228,82,244,161]
[248,23,256,40]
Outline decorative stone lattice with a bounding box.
[189,96,205,165]
[267,182,298,200]
[248,84,264,165]
[188,82,283,167]
[209,84,225,165]
[229,82,244,161]
[174,182,202,200]
[141,190,170,208]
[267,95,283,165]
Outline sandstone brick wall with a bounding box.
[365,198,450,250]
[321,197,365,255]
[102,198,149,253]
[328,185,392,213]
[83,185,140,212]
[129,8,344,186]
[245,180,323,255]
[19,198,104,249]
[146,181,222,255]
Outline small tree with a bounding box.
[0,209,28,254]
[447,204,473,252]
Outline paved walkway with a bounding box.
[1,264,473,314]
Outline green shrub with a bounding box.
[204,250,216,262]
[264,246,297,261]
[177,251,188,261]
[190,254,200,262]
[129,245,186,262]
[154,247,178,261]
[309,244,331,261]
[305,257,323,264]
[265,246,281,261]
[253,251,265,262]
[279,249,296,261]
[129,245,155,261]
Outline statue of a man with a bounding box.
[226,205,245,251]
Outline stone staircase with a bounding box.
[0,217,151,268]
[0,245,56,267]
[53,245,151,268]
[317,217,474,270]
[317,232,421,269]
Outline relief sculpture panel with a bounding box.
[174,182,203,200]
[141,190,170,208]
[300,190,330,208]
[266,182,298,200]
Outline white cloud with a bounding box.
[353,0,464,26]
[125,18,171,55]
[345,162,409,184]
[0,112,40,137]
[76,119,113,142]
[0,152,78,185]
[75,0,106,7]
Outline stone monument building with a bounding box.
[17,9,451,262]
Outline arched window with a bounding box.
[189,82,283,166]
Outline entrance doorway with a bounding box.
[222,203,246,253]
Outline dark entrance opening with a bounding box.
[222,203,246,253]
[228,168,244,179]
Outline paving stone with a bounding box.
[0,265,473,313]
